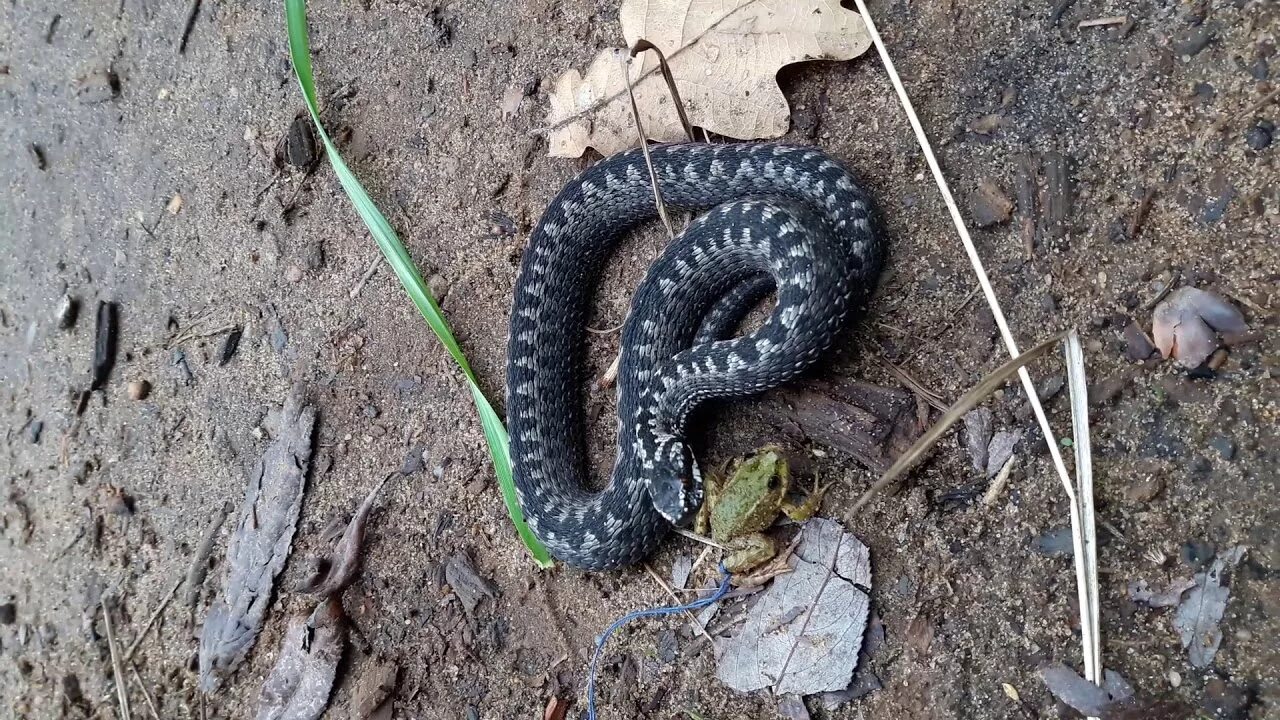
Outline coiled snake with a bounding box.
[507,142,884,570]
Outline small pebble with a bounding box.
[56,295,78,329]
[127,380,151,401]
[1208,435,1236,461]
[285,265,304,283]
[27,420,43,444]
[0,602,15,625]
[1168,669,1181,688]
[1245,120,1273,151]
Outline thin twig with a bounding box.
[630,40,697,142]
[129,664,161,720]
[850,0,1078,521]
[1077,15,1126,28]
[672,526,726,550]
[101,598,133,720]
[1225,86,1280,128]
[125,575,184,662]
[178,0,202,54]
[619,53,675,237]
[982,455,1017,505]
[877,355,948,411]
[1064,331,1102,689]
[349,254,381,299]
[643,563,716,644]
[844,331,1068,519]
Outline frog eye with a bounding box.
[767,476,781,491]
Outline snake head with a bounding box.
[648,439,704,527]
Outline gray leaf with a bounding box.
[716,519,870,696]
[256,597,345,720]
[445,551,499,615]
[199,389,316,692]
[1039,662,1110,717]
[1173,545,1246,668]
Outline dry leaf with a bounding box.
[545,0,871,157]
[1174,545,1246,668]
[1151,287,1248,369]
[256,597,345,720]
[199,390,316,692]
[1001,683,1021,702]
[543,697,569,720]
[716,519,870,696]
[299,475,388,599]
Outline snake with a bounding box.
[506,142,885,570]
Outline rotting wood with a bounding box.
[757,378,921,474]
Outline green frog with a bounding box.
[694,446,826,573]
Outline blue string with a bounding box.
[586,563,733,720]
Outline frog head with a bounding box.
[647,436,704,527]
[708,447,791,541]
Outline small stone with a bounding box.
[401,444,426,475]
[1208,435,1236,460]
[27,420,43,444]
[1171,25,1215,59]
[27,143,47,171]
[56,295,78,330]
[969,179,1014,227]
[284,265,304,283]
[302,240,325,271]
[127,380,151,401]
[656,629,678,664]
[1168,669,1181,688]
[1121,320,1158,362]
[1123,476,1163,503]
[1245,121,1273,151]
[427,273,450,302]
[0,602,15,624]
[1180,539,1215,570]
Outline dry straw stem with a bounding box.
[843,330,1067,520]
[101,598,133,720]
[850,0,1103,698]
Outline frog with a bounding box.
[693,446,826,574]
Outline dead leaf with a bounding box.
[716,519,870,696]
[445,551,499,614]
[904,615,934,654]
[545,0,871,157]
[1151,287,1248,369]
[1039,662,1112,717]
[299,475,389,599]
[969,179,1014,226]
[256,597,345,720]
[347,660,397,720]
[1173,545,1246,668]
[199,389,316,692]
[1128,578,1195,608]
[543,697,569,720]
[500,84,524,120]
[1001,683,1021,702]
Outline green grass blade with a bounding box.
[284,0,552,568]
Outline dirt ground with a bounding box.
[2,0,1278,718]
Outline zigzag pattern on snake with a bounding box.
[507,142,885,570]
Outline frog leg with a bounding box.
[781,473,828,522]
[693,468,723,536]
[723,533,778,574]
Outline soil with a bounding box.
[2,1,1278,719]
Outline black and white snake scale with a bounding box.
[506,142,884,570]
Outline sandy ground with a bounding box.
[2,0,1277,718]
